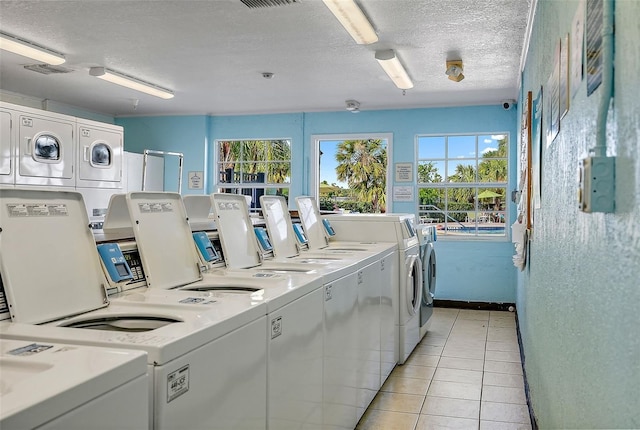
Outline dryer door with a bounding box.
[422,243,436,306]
[405,254,423,316]
[77,125,123,188]
[17,114,74,185]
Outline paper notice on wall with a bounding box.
[393,186,414,202]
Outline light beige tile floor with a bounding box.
[356,308,532,430]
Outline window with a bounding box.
[216,139,291,209]
[417,133,508,238]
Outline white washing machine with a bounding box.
[0,102,76,188]
[417,224,437,339]
[105,191,328,429]
[0,188,268,429]
[325,213,423,365]
[0,337,148,429]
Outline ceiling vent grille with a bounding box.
[24,64,73,75]
[240,0,299,8]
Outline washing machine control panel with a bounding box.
[322,218,336,236]
[193,232,221,263]
[292,223,309,249]
[97,243,134,283]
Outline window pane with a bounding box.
[418,136,445,158]
[218,141,242,166]
[448,187,475,210]
[479,134,507,158]
[417,161,444,183]
[447,160,476,183]
[267,140,291,161]
[478,159,507,182]
[448,135,476,158]
[267,162,291,184]
[239,162,266,183]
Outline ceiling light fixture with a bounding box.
[445,60,465,82]
[375,49,413,90]
[0,32,65,65]
[345,99,360,113]
[89,67,174,99]
[322,0,378,45]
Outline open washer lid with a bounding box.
[182,194,216,232]
[125,192,202,289]
[260,195,299,259]
[210,194,261,269]
[295,196,329,250]
[0,189,108,324]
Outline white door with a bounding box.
[405,254,422,317]
[17,112,74,186]
[77,122,123,188]
[0,110,13,184]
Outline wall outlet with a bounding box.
[578,156,615,213]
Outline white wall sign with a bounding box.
[188,171,204,190]
[393,186,414,202]
[394,162,413,182]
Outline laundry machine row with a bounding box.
[0,188,269,429]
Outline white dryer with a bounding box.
[0,337,148,429]
[0,188,268,430]
[1,102,76,188]
[324,213,423,364]
[0,104,14,186]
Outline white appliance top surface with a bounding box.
[260,195,299,259]
[0,189,108,324]
[0,293,265,364]
[126,192,202,289]
[326,213,415,222]
[295,196,328,250]
[0,337,146,428]
[210,194,261,269]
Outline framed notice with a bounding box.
[392,186,414,202]
[394,163,413,182]
[188,171,204,190]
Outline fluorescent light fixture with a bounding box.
[375,49,413,90]
[445,60,465,82]
[89,67,174,99]
[323,0,378,45]
[0,32,65,65]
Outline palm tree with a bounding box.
[335,139,387,213]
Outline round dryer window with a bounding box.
[91,143,112,167]
[34,135,60,160]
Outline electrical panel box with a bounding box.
[578,156,615,213]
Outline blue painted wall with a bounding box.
[516,0,640,428]
[118,105,517,303]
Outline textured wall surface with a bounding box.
[518,0,640,428]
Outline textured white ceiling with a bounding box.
[0,0,532,117]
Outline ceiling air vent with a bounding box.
[24,64,73,75]
[240,0,299,8]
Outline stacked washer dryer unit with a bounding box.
[325,213,423,365]
[75,117,124,227]
[0,188,269,429]
[417,224,437,339]
[0,338,148,429]
[294,196,399,424]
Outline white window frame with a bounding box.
[310,133,393,206]
[415,132,510,241]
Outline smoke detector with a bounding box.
[345,99,360,113]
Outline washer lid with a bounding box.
[295,196,328,250]
[210,194,261,269]
[126,192,202,289]
[182,195,216,232]
[260,195,299,259]
[0,189,108,324]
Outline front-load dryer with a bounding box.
[417,225,437,339]
[3,102,76,187]
[0,188,268,430]
[0,337,148,429]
